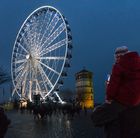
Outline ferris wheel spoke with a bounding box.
[21,67,29,97]
[34,68,39,94]
[35,13,48,48]
[28,67,35,95]
[32,22,42,50]
[45,10,53,32]
[17,31,29,49]
[36,79,44,98]
[38,11,53,48]
[26,27,36,50]
[46,10,56,29]
[12,76,25,97]
[21,18,40,51]
[38,71,49,94]
[29,61,34,84]
[12,64,29,96]
[38,64,53,89]
[12,83,21,97]
[21,35,31,51]
[17,42,29,54]
[40,22,66,50]
[14,69,24,82]
[20,26,35,51]
[26,19,38,45]
[15,63,28,82]
[15,61,27,74]
[14,59,27,64]
[38,60,59,75]
[47,13,60,37]
[14,51,26,57]
[40,38,66,56]
[36,12,51,47]
[23,22,38,51]
[37,63,53,89]
[37,56,65,60]
[28,80,32,101]
[25,30,32,47]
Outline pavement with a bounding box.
[5,110,104,138]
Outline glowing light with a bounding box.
[66,120,71,129]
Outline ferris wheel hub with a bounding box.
[26,54,30,59]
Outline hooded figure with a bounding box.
[107,46,140,106]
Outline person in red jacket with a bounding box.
[91,46,140,138]
[106,46,140,106]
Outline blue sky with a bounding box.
[1,0,140,103]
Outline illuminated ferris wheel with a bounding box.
[11,6,73,101]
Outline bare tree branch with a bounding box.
[0,67,11,85]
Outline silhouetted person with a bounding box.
[33,105,40,120]
[84,106,87,116]
[0,107,11,138]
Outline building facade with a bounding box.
[75,69,94,109]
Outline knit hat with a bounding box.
[115,46,128,55]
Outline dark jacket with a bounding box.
[0,107,11,138]
[120,105,140,138]
[106,52,140,106]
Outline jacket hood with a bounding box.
[119,52,140,71]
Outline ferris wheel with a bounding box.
[11,6,73,101]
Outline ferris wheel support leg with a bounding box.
[28,81,32,102]
[54,91,64,104]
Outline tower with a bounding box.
[75,68,94,109]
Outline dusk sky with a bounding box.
[1,0,140,103]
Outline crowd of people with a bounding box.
[14,100,85,120]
